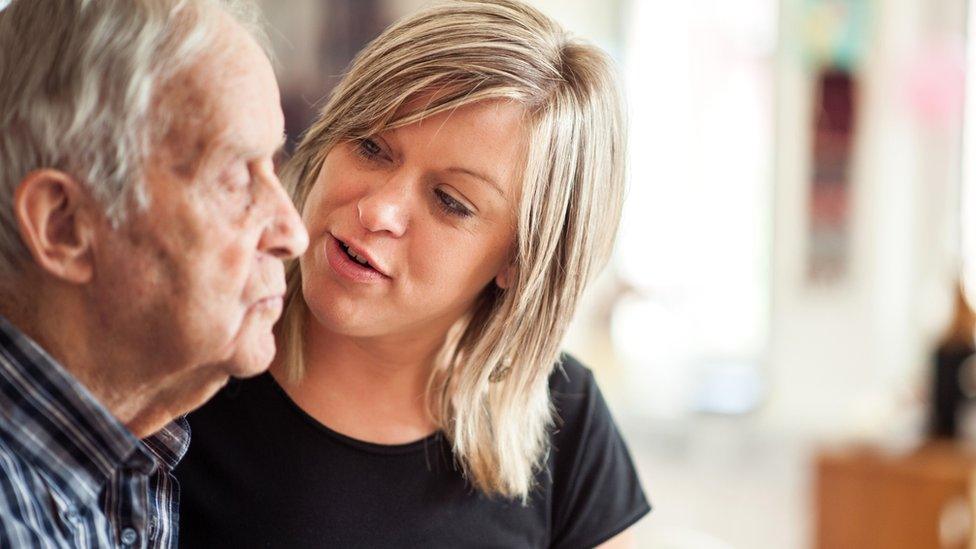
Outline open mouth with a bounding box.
[327,235,389,283]
[338,240,376,271]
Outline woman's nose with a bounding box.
[357,177,409,237]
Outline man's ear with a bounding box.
[13,169,96,284]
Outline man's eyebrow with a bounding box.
[228,133,288,160]
[272,134,287,159]
[266,134,288,159]
[445,167,505,197]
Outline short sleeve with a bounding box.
[547,355,651,549]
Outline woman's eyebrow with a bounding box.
[445,167,505,197]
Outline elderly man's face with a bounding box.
[91,17,307,385]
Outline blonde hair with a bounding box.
[278,0,624,501]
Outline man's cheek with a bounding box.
[213,242,253,288]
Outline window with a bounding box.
[610,0,777,416]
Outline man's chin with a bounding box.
[131,373,232,437]
[180,374,232,414]
[223,332,277,379]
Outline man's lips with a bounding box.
[251,294,284,312]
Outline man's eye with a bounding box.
[225,165,251,189]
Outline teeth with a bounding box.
[349,251,370,266]
[340,242,372,268]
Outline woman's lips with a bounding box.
[325,235,390,284]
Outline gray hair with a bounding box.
[0,0,267,279]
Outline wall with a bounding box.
[764,0,965,437]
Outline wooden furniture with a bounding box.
[815,442,976,549]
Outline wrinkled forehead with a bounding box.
[150,17,283,178]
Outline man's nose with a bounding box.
[259,176,309,259]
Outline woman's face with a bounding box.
[300,100,524,340]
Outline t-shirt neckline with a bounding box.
[260,372,443,456]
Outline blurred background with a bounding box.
[257,0,973,547]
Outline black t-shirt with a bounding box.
[174,355,650,548]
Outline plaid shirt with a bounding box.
[0,316,189,548]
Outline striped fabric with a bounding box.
[0,316,189,548]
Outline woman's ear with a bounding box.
[494,263,515,290]
[13,169,97,284]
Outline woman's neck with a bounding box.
[271,322,446,445]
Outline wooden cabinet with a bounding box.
[815,442,976,549]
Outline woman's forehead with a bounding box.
[388,102,525,187]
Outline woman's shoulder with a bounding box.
[546,353,620,471]
[548,353,593,391]
[547,353,601,425]
[543,353,651,548]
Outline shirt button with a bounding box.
[64,507,80,523]
[120,527,138,545]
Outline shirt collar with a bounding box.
[142,416,191,470]
[0,315,158,507]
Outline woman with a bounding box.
[175,0,650,547]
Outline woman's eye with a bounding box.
[435,189,473,218]
[356,138,385,162]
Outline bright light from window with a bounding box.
[963,0,976,305]
[614,0,777,417]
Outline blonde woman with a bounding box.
[175,0,649,546]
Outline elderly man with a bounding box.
[0,0,307,546]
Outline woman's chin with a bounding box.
[306,299,388,338]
